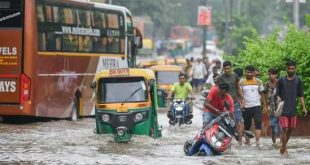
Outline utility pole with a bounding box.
[293,0,299,28]
[237,0,241,16]
[286,0,306,29]
[224,0,233,55]
[201,0,208,57]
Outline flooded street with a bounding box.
[1,103,310,165]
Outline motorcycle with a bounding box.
[184,111,239,156]
[184,109,254,156]
[167,98,193,126]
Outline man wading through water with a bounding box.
[219,61,244,146]
[277,60,307,155]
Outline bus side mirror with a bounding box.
[90,82,96,89]
[134,27,143,48]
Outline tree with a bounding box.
[226,23,310,114]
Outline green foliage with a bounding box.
[228,24,310,115]
[112,0,199,37]
[305,14,310,28]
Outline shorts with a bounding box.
[242,106,262,130]
[234,102,243,123]
[279,116,297,128]
[192,78,205,87]
[202,112,217,127]
[269,115,281,135]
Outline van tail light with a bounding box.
[20,74,31,104]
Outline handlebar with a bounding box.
[167,97,195,102]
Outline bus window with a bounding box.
[61,8,76,25]
[55,36,62,51]
[63,35,78,52]
[77,9,91,26]
[120,39,125,53]
[107,37,120,53]
[126,15,133,33]
[53,6,60,23]
[93,37,107,53]
[93,11,106,29]
[38,33,46,51]
[45,5,53,22]
[107,13,119,29]
[78,36,92,52]
[37,4,44,22]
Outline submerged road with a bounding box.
[0,102,309,164]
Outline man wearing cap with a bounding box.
[203,82,234,127]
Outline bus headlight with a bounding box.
[135,112,143,122]
[101,114,110,122]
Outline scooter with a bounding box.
[184,111,239,156]
[167,98,193,126]
[184,109,255,156]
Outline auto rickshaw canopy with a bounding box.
[95,68,155,81]
[150,65,183,72]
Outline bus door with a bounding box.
[0,0,26,104]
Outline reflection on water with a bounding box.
[0,103,310,164]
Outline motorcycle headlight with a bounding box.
[175,106,183,111]
[101,114,110,122]
[157,90,162,96]
[211,135,222,147]
[134,112,143,122]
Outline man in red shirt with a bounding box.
[203,82,234,127]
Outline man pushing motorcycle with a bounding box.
[203,82,234,127]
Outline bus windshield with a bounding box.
[99,77,147,103]
[156,71,179,85]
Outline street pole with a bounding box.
[293,0,299,28]
[201,1,207,57]
[202,26,207,57]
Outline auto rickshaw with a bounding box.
[150,65,183,107]
[167,39,192,57]
[137,59,165,69]
[91,68,162,142]
[167,57,187,69]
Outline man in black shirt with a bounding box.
[276,60,307,155]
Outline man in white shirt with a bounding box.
[191,58,207,93]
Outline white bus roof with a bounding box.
[70,0,132,15]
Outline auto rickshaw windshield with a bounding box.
[98,77,148,103]
[156,71,179,85]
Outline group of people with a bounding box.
[184,57,222,93]
[168,59,307,155]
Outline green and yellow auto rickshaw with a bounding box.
[150,65,183,107]
[91,68,162,142]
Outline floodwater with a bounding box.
[1,98,309,165]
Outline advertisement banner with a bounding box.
[197,6,212,26]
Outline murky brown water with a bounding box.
[1,93,310,164]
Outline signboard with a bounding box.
[0,29,22,74]
[109,68,129,76]
[197,6,212,26]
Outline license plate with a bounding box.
[119,116,126,122]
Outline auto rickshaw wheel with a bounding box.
[70,97,80,121]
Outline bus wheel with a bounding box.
[71,97,80,121]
